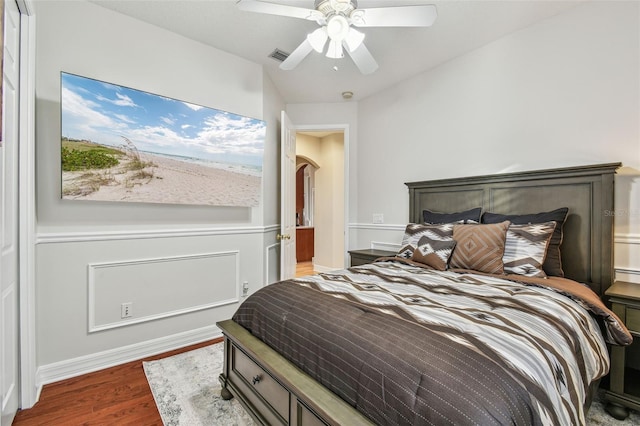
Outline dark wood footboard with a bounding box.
[217,319,374,426]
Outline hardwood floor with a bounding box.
[12,338,222,426]
[13,266,315,425]
[295,261,316,277]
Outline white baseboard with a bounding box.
[312,263,336,273]
[35,325,222,390]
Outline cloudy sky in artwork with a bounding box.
[61,72,266,168]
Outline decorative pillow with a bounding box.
[411,235,457,271]
[422,207,482,224]
[397,223,456,259]
[481,208,569,277]
[449,221,510,274]
[503,222,557,278]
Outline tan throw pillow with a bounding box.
[411,235,457,271]
[450,221,510,274]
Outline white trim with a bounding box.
[615,268,640,284]
[343,125,350,269]
[36,224,281,244]
[87,251,240,332]
[615,233,640,245]
[349,222,406,231]
[312,263,335,274]
[616,267,640,276]
[17,1,38,409]
[36,324,222,387]
[15,0,34,15]
[370,241,402,252]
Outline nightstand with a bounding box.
[348,249,397,267]
[604,281,640,420]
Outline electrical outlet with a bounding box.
[121,302,133,318]
[373,213,384,224]
[242,281,249,297]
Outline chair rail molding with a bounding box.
[615,233,640,245]
[349,222,406,232]
[37,224,281,244]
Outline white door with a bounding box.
[1,1,20,424]
[279,111,296,280]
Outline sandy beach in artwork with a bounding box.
[62,151,261,207]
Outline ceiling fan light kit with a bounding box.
[237,0,437,74]
[326,13,349,40]
[307,27,328,52]
[326,40,344,59]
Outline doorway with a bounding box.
[295,131,345,273]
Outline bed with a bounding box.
[217,162,632,426]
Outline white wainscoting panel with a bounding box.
[615,233,640,283]
[88,251,239,332]
[349,222,405,255]
[265,243,279,286]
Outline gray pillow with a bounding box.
[423,207,482,224]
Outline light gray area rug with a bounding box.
[144,342,640,426]
[144,343,255,426]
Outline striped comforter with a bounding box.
[233,260,629,426]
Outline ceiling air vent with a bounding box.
[269,49,290,62]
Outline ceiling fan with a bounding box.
[237,0,437,74]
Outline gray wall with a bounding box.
[351,1,640,281]
[33,0,284,383]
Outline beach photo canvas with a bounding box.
[60,72,266,207]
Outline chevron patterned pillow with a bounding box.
[481,208,569,277]
[450,221,510,274]
[397,223,457,259]
[411,235,457,270]
[503,222,557,277]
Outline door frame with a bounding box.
[15,0,37,409]
[291,123,350,270]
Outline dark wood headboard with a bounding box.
[406,163,620,296]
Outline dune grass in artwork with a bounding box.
[60,72,266,207]
[62,137,158,198]
[61,139,121,171]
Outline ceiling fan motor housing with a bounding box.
[315,0,357,16]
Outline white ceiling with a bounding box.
[90,0,582,104]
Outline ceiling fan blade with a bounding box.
[351,5,437,27]
[280,39,314,71]
[345,42,378,75]
[237,0,323,22]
